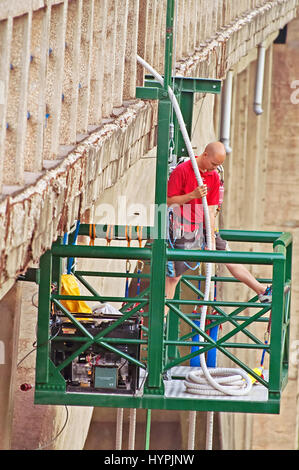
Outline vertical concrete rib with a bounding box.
[235,67,250,228]
[124,0,139,100]
[195,0,203,48]
[158,0,167,75]
[153,0,163,72]
[113,0,128,108]
[137,0,148,86]
[145,0,156,67]
[257,45,273,228]
[43,1,67,159]
[212,0,218,34]
[25,7,49,172]
[183,0,190,57]
[0,17,13,191]
[189,0,197,54]
[177,0,184,58]
[3,12,32,186]
[102,0,117,118]
[223,71,236,223]
[77,0,94,134]
[244,60,260,229]
[89,0,107,124]
[60,0,82,145]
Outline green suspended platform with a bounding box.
[33,224,292,414]
[31,0,292,415]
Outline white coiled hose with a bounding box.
[137,55,252,398]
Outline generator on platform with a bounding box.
[50,310,141,394]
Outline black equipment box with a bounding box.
[50,312,141,394]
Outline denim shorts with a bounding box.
[167,229,229,278]
[167,225,204,277]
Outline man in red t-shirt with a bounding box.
[166,142,225,299]
[165,141,272,310]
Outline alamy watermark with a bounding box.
[95,196,204,240]
[290,80,299,104]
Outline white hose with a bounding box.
[137,55,252,399]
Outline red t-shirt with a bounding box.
[167,159,220,231]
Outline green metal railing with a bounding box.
[34,225,292,414]
[166,230,291,392]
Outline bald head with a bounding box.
[197,141,226,172]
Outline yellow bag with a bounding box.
[60,274,92,313]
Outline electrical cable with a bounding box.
[17,326,61,369]
[35,405,69,450]
[16,320,68,450]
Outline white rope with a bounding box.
[206,411,214,450]
[187,410,197,450]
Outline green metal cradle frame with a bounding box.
[34,225,292,414]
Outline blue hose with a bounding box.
[190,280,219,367]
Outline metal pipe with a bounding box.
[51,244,152,260]
[115,408,123,450]
[166,248,284,265]
[220,70,233,154]
[254,43,266,115]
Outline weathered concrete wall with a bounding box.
[251,17,299,450]
[210,19,299,450]
[1,0,299,451]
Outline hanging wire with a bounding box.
[35,406,69,450]
[191,92,207,141]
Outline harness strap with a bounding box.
[89,224,96,246]
[106,225,113,246]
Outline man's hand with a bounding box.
[191,184,208,199]
[167,184,208,206]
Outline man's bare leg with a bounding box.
[225,263,265,295]
[164,275,181,317]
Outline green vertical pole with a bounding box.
[146,0,175,391]
[166,279,180,361]
[35,250,52,384]
[52,236,63,293]
[176,91,194,157]
[146,100,171,390]
[268,253,285,397]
